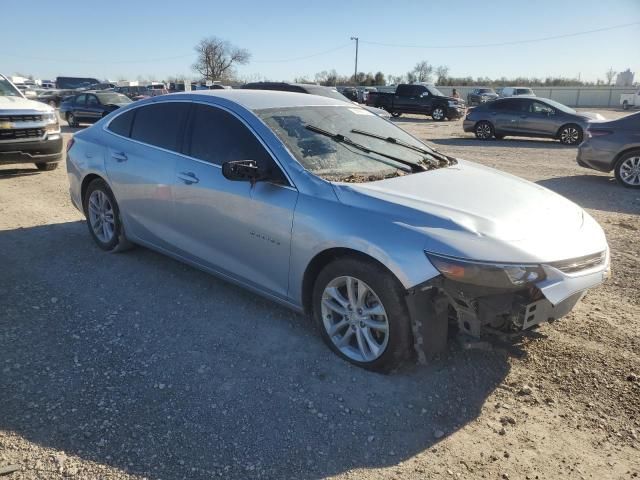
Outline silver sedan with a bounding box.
[67,91,610,371]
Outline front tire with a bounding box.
[475,121,494,140]
[622,100,629,111]
[312,258,412,372]
[431,106,445,121]
[83,179,132,252]
[614,150,640,188]
[559,124,583,145]
[35,162,58,171]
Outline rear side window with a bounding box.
[130,102,190,151]
[187,104,286,183]
[108,109,136,137]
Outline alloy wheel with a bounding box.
[88,190,115,243]
[476,123,492,139]
[619,155,640,186]
[560,127,579,145]
[320,276,389,363]
[432,108,444,120]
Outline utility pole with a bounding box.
[350,36,359,84]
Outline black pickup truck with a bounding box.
[366,84,466,121]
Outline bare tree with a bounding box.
[412,61,433,83]
[605,68,617,85]
[435,65,449,84]
[192,37,251,82]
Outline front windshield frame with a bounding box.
[539,98,577,115]
[255,104,441,183]
[96,93,132,104]
[0,77,23,97]
[426,86,445,97]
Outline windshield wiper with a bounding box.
[350,129,457,166]
[305,124,427,173]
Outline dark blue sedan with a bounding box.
[60,92,132,127]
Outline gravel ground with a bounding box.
[0,109,638,480]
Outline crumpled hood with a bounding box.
[0,95,54,113]
[331,160,607,263]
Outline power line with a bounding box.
[360,21,640,49]
[252,43,351,63]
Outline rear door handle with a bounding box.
[111,151,127,162]
[178,171,199,185]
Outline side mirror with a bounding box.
[222,160,262,182]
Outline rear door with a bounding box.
[394,85,420,112]
[104,101,191,250]
[171,103,298,298]
[85,94,103,123]
[488,99,525,133]
[73,94,88,121]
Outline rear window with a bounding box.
[108,109,135,137]
[516,88,533,95]
[130,102,190,151]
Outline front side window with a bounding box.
[187,104,285,183]
[87,95,99,107]
[130,102,190,151]
[531,101,554,115]
[75,94,86,105]
[256,105,445,183]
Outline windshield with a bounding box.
[96,93,131,104]
[540,98,577,115]
[256,105,441,182]
[0,78,22,97]
[307,87,351,102]
[478,88,494,94]
[427,86,445,97]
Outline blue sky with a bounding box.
[3,0,639,83]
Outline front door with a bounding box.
[172,103,298,298]
[518,100,558,136]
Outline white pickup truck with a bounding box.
[0,73,62,171]
[620,89,640,110]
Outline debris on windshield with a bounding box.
[322,171,406,183]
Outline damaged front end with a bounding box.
[406,250,610,360]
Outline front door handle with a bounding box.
[178,171,199,185]
[111,151,127,162]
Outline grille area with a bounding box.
[0,114,45,122]
[0,128,45,141]
[549,252,606,273]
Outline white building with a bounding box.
[616,69,635,87]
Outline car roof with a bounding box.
[171,89,350,110]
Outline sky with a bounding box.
[2,0,639,84]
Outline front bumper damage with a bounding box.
[406,249,610,361]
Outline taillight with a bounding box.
[66,137,75,153]
[588,129,613,138]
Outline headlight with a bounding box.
[447,100,458,107]
[44,112,58,124]
[426,252,546,289]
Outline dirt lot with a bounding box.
[1,109,638,480]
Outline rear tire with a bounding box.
[614,150,640,188]
[312,257,412,372]
[83,179,133,252]
[622,100,629,111]
[35,162,58,171]
[474,121,494,140]
[558,124,583,145]
[67,112,79,127]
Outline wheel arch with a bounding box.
[301,247,405,315]
[80,173,107,212]
[555,122,582,139]
[612,146,640,171]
